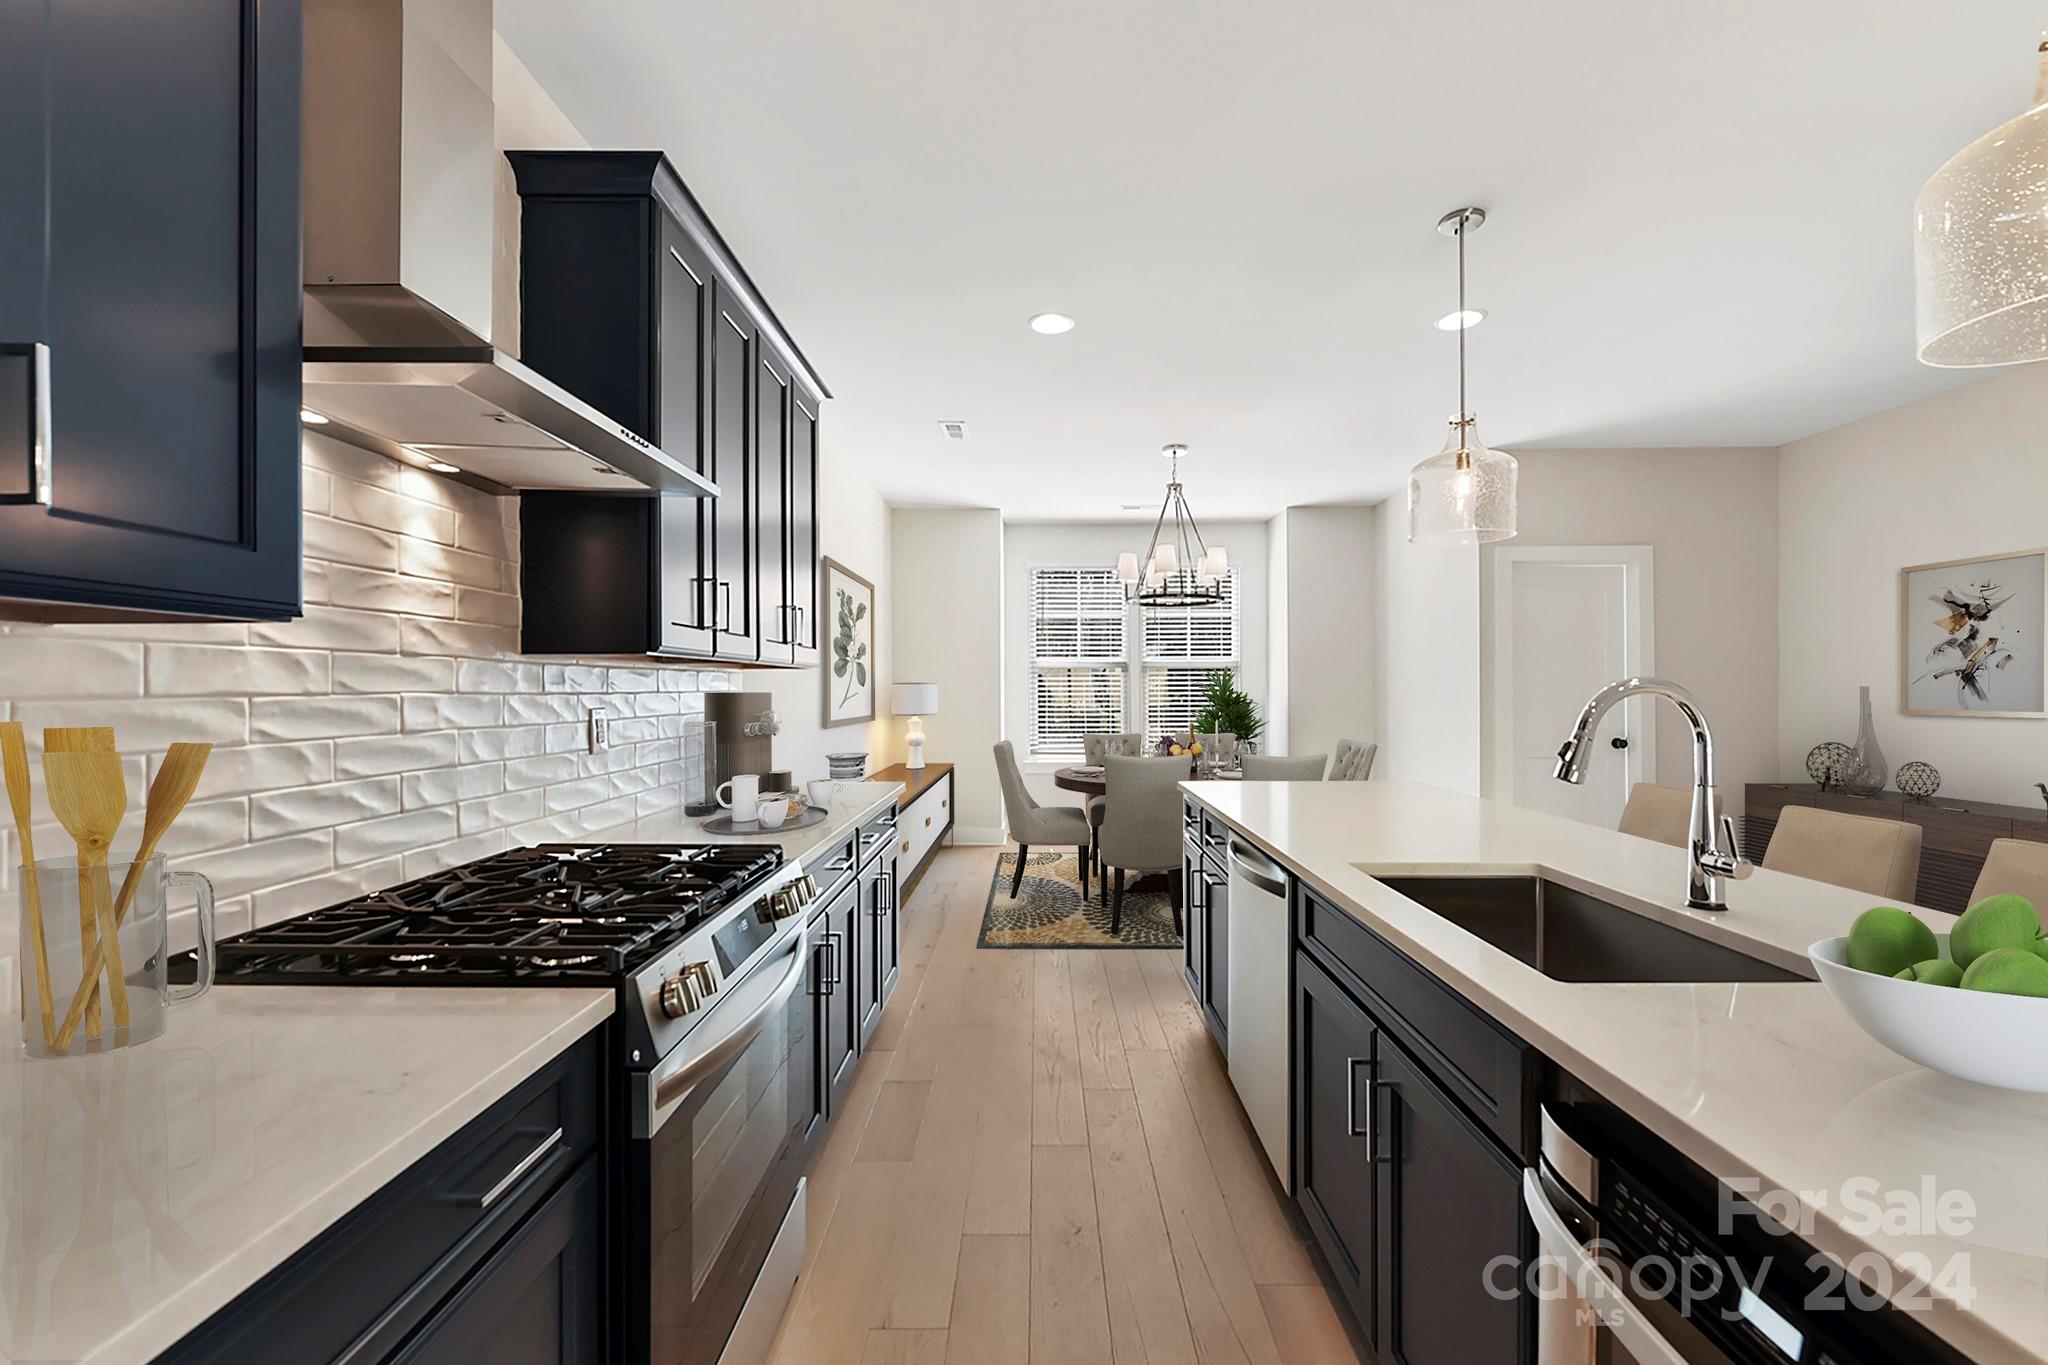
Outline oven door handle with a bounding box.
[639,928,811,1139]
[1521,1169,1689,1365]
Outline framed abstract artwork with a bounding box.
[1901,548,2048,718]
[822,557,876,728]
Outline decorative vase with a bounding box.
[1837,686,1890,796]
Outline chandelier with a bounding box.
[1408,206,1518,544]
[1116,444,1227,607]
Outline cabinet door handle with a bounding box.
[717,580,732,631]
[5,342,52,506]
[475,1127,564,1210]
[1345,1057,1369,1138]
[824,930,843,987]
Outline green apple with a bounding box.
[1846,905,1939,978]
[1949,894,2045,970]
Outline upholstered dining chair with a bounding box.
[1098,756,1187,935]
[1616,782,1721,849]
[994,741,1091,900]
[1081,732,1144,875]
[1969,838,2048,910]
[1240,753,1328,781]
[1762,806,1922,902]
[1330,739,1377,781]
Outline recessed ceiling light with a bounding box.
[1028,312,1075,335]
[1435,308,1487,332]
[425,460,460,475]
[299,408,330,425]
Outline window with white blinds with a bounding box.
[1030,566,1127,757]
[1142,571,1237,740]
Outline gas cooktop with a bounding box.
[200,843,785,986]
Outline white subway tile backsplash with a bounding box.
[333,652,455,695]
[251,696,401,742]
[333,732,462,778]
[402,693,502,731]
[335,807,458,864]
[0,437,729,940]
[148,644,330,697]
[251,778,403,840]
[0,638,144,696]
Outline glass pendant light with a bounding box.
[1408,207,1517,545]
[1915,33,2048,367]
[1119,444,1226,607]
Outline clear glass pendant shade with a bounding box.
[1915,42,2048,367]
[1408,414,1518,545]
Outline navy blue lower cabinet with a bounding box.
[0,0,303,622]
[159,1034,605,1364]
[1293,949,1380,1343]
[390,1159,604,1365]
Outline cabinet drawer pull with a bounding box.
[901,839,910,854]
[476,1126,564,1210]
[923,815,932,828]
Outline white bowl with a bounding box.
[1809,934,2048,1093]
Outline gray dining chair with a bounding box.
[994,741,1091,900]
[1970,838,2048,909]
[1240,753,1328,781]
[1617,782,1718,849]
[1082,733,1143,875]
[1762,806,1921,902]
[1330,739,1377,781]
[1098,755,1187,934]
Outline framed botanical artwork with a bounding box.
[1901,547,2048,718]
[822,557,876,728]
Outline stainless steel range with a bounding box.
[194,842,825,1365]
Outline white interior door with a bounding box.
[1491,548,1653,828]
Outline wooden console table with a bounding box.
[1746,783,2048,913]
[871,762,955,900]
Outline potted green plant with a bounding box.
[1193,668,1264,754]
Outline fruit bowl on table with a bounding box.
[1810,932,2048,1093]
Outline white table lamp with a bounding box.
[893,682,939,770]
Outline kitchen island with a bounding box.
[1184,778,2048,1365]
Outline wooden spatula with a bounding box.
[54,743,210,1047]
[44,750,129,1037]
[43,728,117,1040]
[1,723,55,1046]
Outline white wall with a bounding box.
[1478,448,1780,815]
[1780,365,2048,806]
[1266,512,1290,754]
[1279,505,1376,765]
[1001,521,1270,805]
[893,509,1006,842]
[764,445,893,786]
[1373,500,1482,794]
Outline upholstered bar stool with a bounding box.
[1761,806,1922,901]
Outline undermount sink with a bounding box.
[1368,873,1804,984]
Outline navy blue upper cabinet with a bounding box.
[510,151,827,666]
[0,0,302,622]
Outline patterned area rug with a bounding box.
[980,850,1182,949]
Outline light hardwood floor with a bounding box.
[766,843,1366,1365]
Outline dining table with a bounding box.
[1052,763,1241,797]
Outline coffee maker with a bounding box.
[704,691,782,796]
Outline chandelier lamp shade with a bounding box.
[1116,444,1227,607]
[1915,32,2048,368]
[1408,206,1518,545]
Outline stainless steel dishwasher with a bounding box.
[1225,836,1291,1190]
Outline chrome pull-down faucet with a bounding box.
[1554,676,1752,911]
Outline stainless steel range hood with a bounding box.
[299,0,713,497]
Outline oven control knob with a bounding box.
[658,973,699,1019]
[795,874,818,900]
[768,888,803,920]
[685,961,718,997]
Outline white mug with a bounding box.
[807,779,836,808]
[717,774,760,823]
[757,796,791,829]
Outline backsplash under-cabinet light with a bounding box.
[0,431,733,949]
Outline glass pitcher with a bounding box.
[17,853,215,1058]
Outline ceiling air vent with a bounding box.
[938,420,970,440]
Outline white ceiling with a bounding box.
[496,1,2037,519]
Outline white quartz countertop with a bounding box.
[582,780,903,864]
[0,984,613,1364]
[1184,778,2048,1364]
